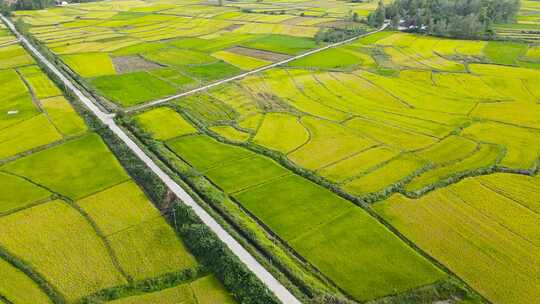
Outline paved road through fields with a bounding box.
[126,22,389,113]
[1,14,302,304]
[3,15,388,303]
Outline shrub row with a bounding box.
[79,267,207,303]
[0,246,64,304]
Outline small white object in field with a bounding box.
[7,110,19,115]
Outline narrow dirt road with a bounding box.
[126,22,389,113]
[1,14,302,304]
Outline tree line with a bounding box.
[368,0,521,39]
[0,0,95,13]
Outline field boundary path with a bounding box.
[126,22,390,113]
[1,14,301,304]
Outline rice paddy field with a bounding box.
[128,29,540,303]
[12,0,376,108]
[6,0,540,303]
[0,29,233,303]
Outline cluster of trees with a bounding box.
[0,0,95,12]
[0,0,54,11]
[315,25,368,43]
[368,0,521,38]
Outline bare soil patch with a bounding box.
[227,46,291,62]
[223,24,244,31]
[112,55,162,74]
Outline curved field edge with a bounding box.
[123,107,482,303]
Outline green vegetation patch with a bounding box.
[483,41,527,65]
[112,42,168,56]
[344,154,426,196]
[2,133,128,199]
[78,181,197,280]
[234,174,353,241]
[253,113,308,153]
[0,44,33,69]
[41,96,87,136]
[134,107,197,141]
[18,66,61,99]
[212,50,270,70]
[90,72,177,107]
[374,181,540,304]
[0,172,50,214]
[318,146,398,183]
[181,61,242,82]
[241,34,318,55]
[149,68,195,88]
[205,156,289,193]
[291,208,446,301]
[109,275,234,304]
[0,258,52,304]
[143,48,216,67]
[0,69,37,130]
[288,117,373,170]
[61,52,116,77]
[0,200,127,301]
[288,47,362,69]
[166,134,253,171]
[0,114,62,160]
[209,125,250,142]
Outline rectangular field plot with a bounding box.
[461,121,540,170]
[77,181,197,280]
[0,70,37,130]
[166,134,253,171]
[0,114,62,160]
[211,50,270,70]
[61,52,116,77]
[41,96,87,136]
[209,125,250,142]
[90,71,177,107]
[1,133,128,199]
[374,178,540,304]
[240,34,318,55]
[234,174,444,301]
[253,113,309,153]
[0,258,52,304]
[478,173,540,214]
[318,146,398,183]
[0,44,33,69]
[344,154,427,196]
[405,144,502,193]
[134,107,197,141]
[18,65,62,99]
[0,200,127,302]
[109,275,235,304]
[0,172,50,214]
[288,116,373,170]
[168,133,444,301]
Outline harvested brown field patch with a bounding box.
[227,46,290,62]
[223,24,244,31]
[111,55,162,74]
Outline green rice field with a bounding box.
[128,27,540,304]
[13,0,377,108]
[0,30,234,304]
[5,0,540,303]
